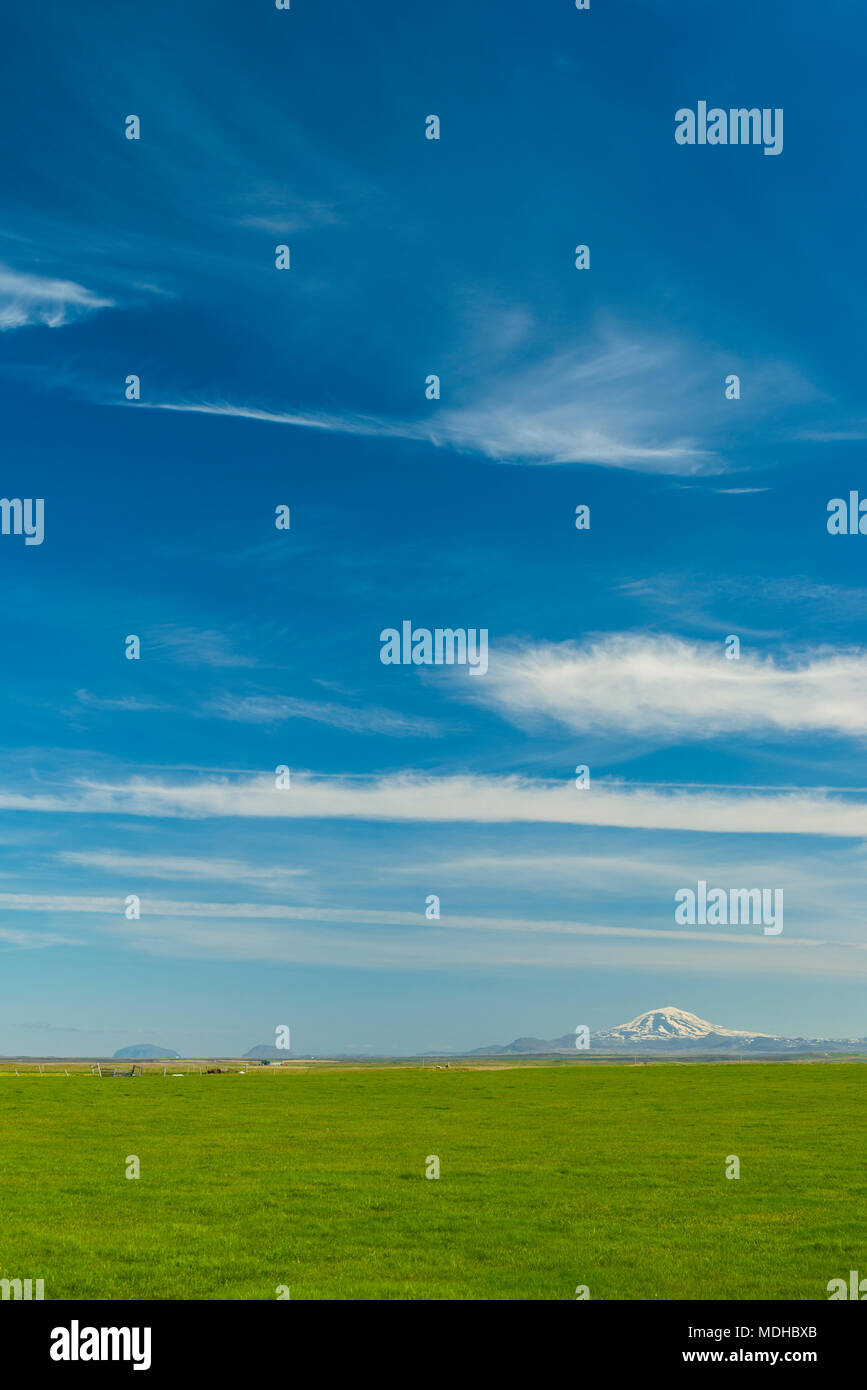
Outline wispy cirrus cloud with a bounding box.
[73,690,167,714]
[136,326,814,475]
[430,337,715,471]
[0,263,113,330]
[57,851,308,890]
[795,423,867,442]
[140,379,708,474]
[616,573,867,642]
[1,769,865,836]
[145,625,257,668]
[470,633,867,742]
[70,688,446,738]
[203,693,447,737]
[2,890,867,977]
[382,843,867,930]
[0,924,84,949]
[235,189,341,236]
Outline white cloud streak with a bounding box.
[2,892,866,977]
[57,851,308,889]
[473,633,867,740]
[0,264,113,329]
[135,320,822,475]
[139,331,784,475]
[1,771,865,836]
[204,694,445,737]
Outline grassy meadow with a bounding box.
[0,1062,863,1300]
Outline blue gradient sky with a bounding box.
[1,0,866,1055]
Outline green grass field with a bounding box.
[0,1063,863,1300]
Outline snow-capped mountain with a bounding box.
[469,1005,867,1055]
[594,1005,772,1044]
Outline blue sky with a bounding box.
[1,0,866,1055]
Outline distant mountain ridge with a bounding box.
[113,1044,180,1059]
[470,1005,867,1055]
